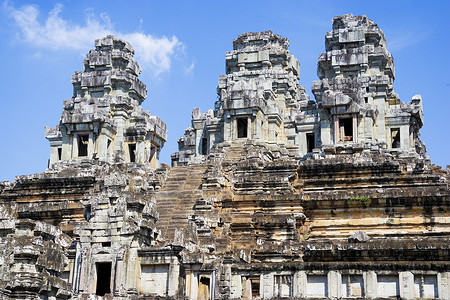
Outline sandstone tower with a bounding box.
[0,14,449,300]
[45,36,167,169]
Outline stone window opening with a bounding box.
[237,118,248,138]
[201,137,208,155]
[77,134,89,157]
[377,275,399,298]
[341,274,364,297]
[128,143,136,162]
[242,276,260,299]
[391,128,400,148]
[57,148,62,160]
[149,146,156,163]
[306,274,328,298]
[274,275,292,298]
[414,274,438,298]
[339,118,353,141]
[251,277,260,298]
[198,276,210,300]
[95,262,111,296]
[306,133,315,153]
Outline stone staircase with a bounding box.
[221,145,245,169]
[155,164,208,244]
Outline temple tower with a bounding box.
[312,14,424,154]
[45,35,167,168]
[172,31,310,165]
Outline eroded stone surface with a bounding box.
[45,36,167,169]
[0,14,449,300]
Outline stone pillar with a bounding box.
[230,274,242,299]
[374,97,386,143]
[400,125,409,150]
[363,116,374,142]
[88,131,94,158]
[61,129,72,160]
[333,115,339,143]
[352,115,358,143]
[261,272,274,299]
[136,141,144,163]
[96,132,108,161]
[190,273,199,300]
[298,132,306,156]
[125,249,138,294]
[365,271,377,299]
[328,271,340,298]
[293,271,306,298]
[115,258,126,296]
[438,272,450,300]
[49,146,59,166]
[168,260,180,297]
[224,113,231,142]
[399,271,414,299]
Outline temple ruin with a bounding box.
[0,14,449,300]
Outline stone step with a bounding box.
[155,164,208,245]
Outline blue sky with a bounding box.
[0,0,449,181]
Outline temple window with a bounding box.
[77,134,89,157]
[274,275,292,298]
[339,118,353,141]
[237,118,248,138]
[391,128,400,148]
[128,143,136,162]
[307,274,328,298]
[414,274,438,298]
[198,276,211,300]
[95,262,111,296]
[377,275,399,298]
[341,274,364,297]
[201,137,208,155]
[250,276,260,298]
[306,133,315,153]
[57,148,62,160]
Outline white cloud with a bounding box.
[122,32,182,76]
[388,31,429,52]
[184,61,195,75]
[3,2,183,75]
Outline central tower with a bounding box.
[172,31,311,165]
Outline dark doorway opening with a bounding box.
[57,148,62,160]
[391,128,400,148]
[77,134,89,156]
[251,277,260,298]
[95,262,111,296]
[201,137,208,155]
[199,277,210,300]
[237,118,248,138]
[339,118,353,141]
[128,143,136,162]
[306,133,315,153]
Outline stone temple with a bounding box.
[0,14,449,300]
